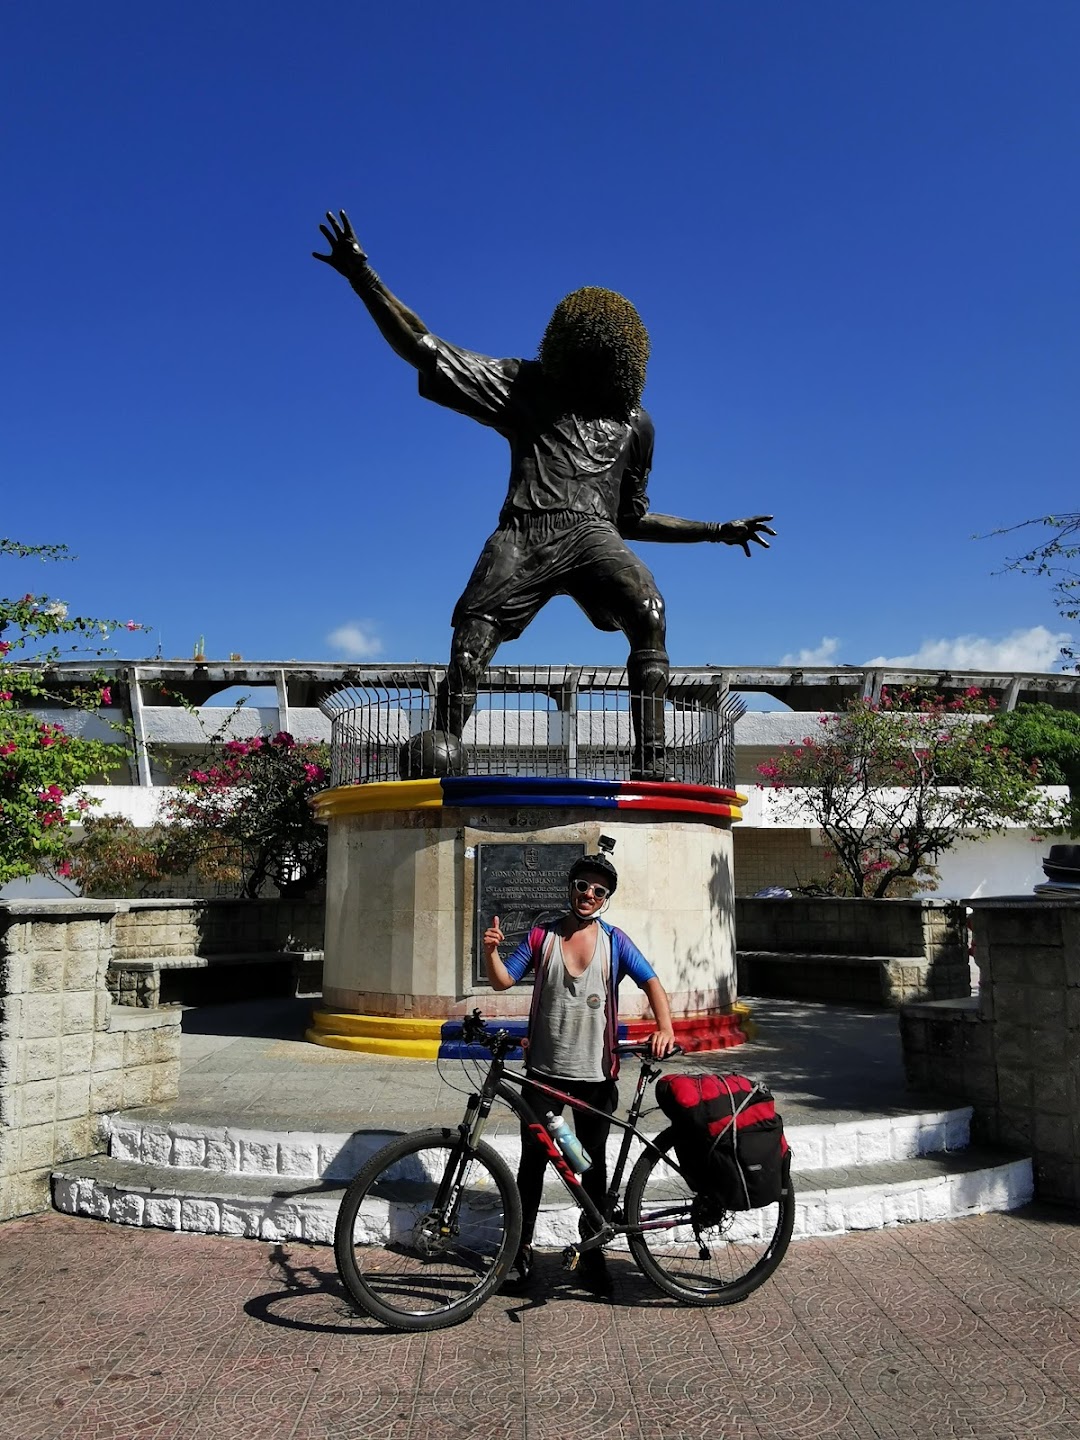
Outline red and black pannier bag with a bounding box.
[655,1073,790,1209]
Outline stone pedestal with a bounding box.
[311,777,744,1052]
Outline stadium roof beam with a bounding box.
[11,660,1080,713]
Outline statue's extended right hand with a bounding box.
[312,209,368,277]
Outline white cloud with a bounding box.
[779,637,842,667]
[863,625,1071,673]
[326,621,383,660]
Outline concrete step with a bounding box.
[51,1144,1033,1247]
[98,1103,976,1182]
[50,1102,1033,1244]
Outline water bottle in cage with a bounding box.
[546,1112,591,1173]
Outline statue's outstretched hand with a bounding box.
[312,209,368,277]
[717,516,776,557]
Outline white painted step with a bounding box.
[51,1147,1034,1246]
[50,1102,1034,1244]
[101,1105,976,1182]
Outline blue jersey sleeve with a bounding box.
[610,927,656,987]
[504,926,541,983]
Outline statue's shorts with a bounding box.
[451,511,664,641]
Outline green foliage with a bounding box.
[986,703,1080,786]
[68,814,186,898]
[0,539,135,885]
[163,731,329,898]
[756,688,1055,898]
[986,702,1080,833]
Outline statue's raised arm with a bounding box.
[313,209,430,369]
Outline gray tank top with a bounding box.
[528,925,610,1082]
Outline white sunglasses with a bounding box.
[572,879,610,900]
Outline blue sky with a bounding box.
[4,2,1079,679]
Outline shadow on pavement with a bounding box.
[180,996,317,1040]
[244,1243,388,1335]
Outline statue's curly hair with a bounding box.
[538,287,650,421]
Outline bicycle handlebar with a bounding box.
[459,1009,683,1061]
[614,1040,685,1060]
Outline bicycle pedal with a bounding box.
[561,1245,580,1272]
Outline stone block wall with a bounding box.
[735,897,971,1005]
[732,828,832,896]
[193,898,325,955]
[110,898,325,961]
[104,898,325,1007]
[112,903,201,960]
[0,901,181,1221]
[901,899,1080,1207]
[736,896,960,959]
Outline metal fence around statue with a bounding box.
[320,667,745,789]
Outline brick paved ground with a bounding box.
[5,1205,1080,1439]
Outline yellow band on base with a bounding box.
[312,779,444,819]
[305,1027,441,1059]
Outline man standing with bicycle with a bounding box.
[483,844,676,1295]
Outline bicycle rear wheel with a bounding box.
[625,1127,794,1305]
[334,1127,522,1331]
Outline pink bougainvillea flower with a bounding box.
[189,769,209,783]
[100,686,112,706]
[272,731,296,748]
[0,691,12,703]
[223,740,249,756]
[56,861,73,877]
[124,620,141,630]
[0,743,16,757]
[248,736,263,751]
[303,763,325,782]
[0,640,10,655]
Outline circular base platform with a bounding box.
[314,774,746,1050]
[306,1004,754,1061]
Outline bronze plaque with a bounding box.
[474,842,584,984]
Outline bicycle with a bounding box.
[334,1010,795,1330]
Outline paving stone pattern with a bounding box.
[5,1206,1080,1439]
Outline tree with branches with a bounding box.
[0,539,137,885]
[756,688,1056,898]
[991,513,1080,666]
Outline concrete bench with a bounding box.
[107,950,324,1008]
[736,950,943,1007]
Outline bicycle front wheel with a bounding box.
[334,1127,522,1331]
[625,1127,794,1306]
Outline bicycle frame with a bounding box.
[335,1012,795,1330]
[450,1039,683,1250]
